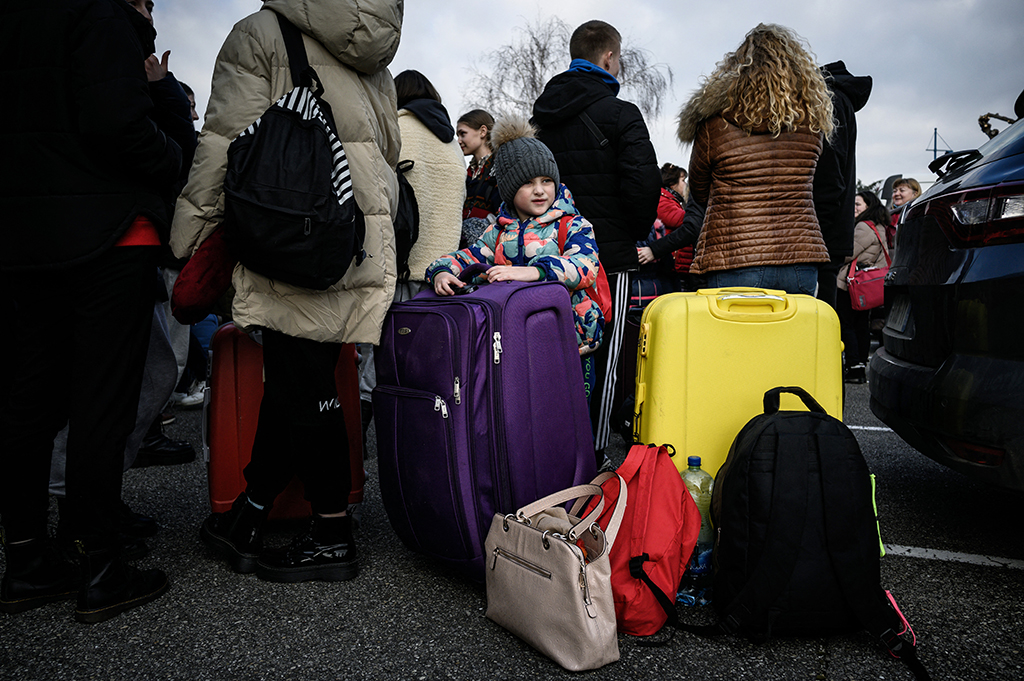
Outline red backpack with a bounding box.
[575,443,701,636]
[557,216,613,323]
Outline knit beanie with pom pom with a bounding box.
[490,115,560,207]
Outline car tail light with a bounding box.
[942,436,1005,467]
[909,181,1024,247]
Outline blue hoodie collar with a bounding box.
[568,59,620,95]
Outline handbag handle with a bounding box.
[516,473,628,547]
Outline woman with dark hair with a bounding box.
[392,70,465,298]
[457,109,500,246]
[637,162,698,290]
[677,23,833,295]
[355,69,465,447]
[837,190,891,383]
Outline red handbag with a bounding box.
[171,227,236,325]
[847,221,892,311]
[574,443,701,637]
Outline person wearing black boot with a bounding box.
[256,514,358,583]
[0,0,178,622]
[134,417,196,468]
[175,0,403,583]
[0,534,79,614]
[199,493,270,574]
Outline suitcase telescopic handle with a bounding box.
[458,262,492,282]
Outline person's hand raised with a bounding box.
[144,50,170,82]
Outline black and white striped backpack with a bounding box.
[223,12,364,290]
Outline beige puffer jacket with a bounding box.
[397,109,466,282]
[678,84,830,276]
[837,220,890,291]
[170,0,403,344]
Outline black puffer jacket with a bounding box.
[812,61,872,263]
[532,70,661,274]
[0,0,182,272]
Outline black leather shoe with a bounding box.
[256,515,358,583]
[120,502,158,539]
[119,536,149,561]
[55,499,150,561]
[0,536,79,614]
[133,433,196,468]
[74,542,169,624]
[845,364,867,384]
[200,493,271,574]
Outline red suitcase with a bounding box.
[203,323,364,519]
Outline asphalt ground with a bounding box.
[2,380,1023,680]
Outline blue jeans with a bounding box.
[705,264,819,297]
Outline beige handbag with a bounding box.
[484,472,627,671]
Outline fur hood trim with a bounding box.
[676,74,736,144]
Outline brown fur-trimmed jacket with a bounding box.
[678,86,830,276]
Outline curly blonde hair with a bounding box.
[710,24,834,140]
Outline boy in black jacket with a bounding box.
[532,20,661,461]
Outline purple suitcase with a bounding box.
[373,274,596,579]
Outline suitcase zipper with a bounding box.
[433,396,449,418]
[492,332,503,364]
[491,547,551,579]
[453,377,461,405]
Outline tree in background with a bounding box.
[857,178,884,195]
[465,16,673,120]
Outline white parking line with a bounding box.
[848,425,894,432]
[885,545,1024,570]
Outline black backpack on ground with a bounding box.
[393,159,419,282]
[690,387,930,680]
[223,13,364,290]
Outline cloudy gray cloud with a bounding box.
[158,0,1023,191]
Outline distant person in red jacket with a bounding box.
[638,162,697,290]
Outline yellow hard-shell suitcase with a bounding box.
[633,288,842,479]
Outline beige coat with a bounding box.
[170,0,403,344]
[837,220,890,291]
[397,109,466,282]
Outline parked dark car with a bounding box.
[869,90,1024,492]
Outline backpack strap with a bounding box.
[556,214,572,253]
[817,432,932,680]
[579,111,609,148]
[275,13,314,91]
[764,386,827,415]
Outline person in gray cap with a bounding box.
[426,115,605,374]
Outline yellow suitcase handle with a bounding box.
[706,289,797,321]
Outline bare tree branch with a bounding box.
[464,16,672,120]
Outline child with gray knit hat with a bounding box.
[426,115,605,361]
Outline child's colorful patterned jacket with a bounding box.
[425,185,604,353]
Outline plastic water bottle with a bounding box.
[679,456,714,606]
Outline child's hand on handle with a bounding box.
[433,271,464,296]
[486,266,540,283]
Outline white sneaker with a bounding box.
[178,380,206,408]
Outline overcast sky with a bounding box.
[159,0,1023,193]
